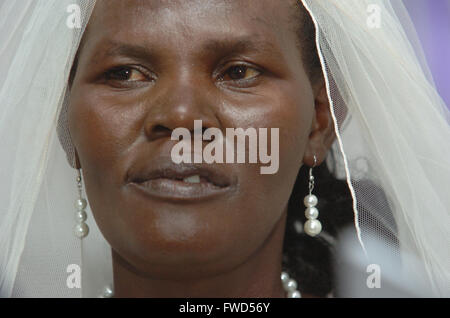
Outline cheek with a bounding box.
[68,87,139,180]
[225,81,315,208]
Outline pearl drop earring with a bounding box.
[304,155,322,237]
[74,169,89,239]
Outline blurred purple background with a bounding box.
[404,0,450,109]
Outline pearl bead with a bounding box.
[75,198,87,210]
[288,290,301,298]
[74,222,89,238]
[281,271,290,283]
[75,210,87,223]
[284,279,298,292]
[305,207,319,219]
[304,194,318,207]
[103,286,114,298]
[304,219,322,236]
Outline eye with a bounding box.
[104,66,148,82]
[220,64,262,82]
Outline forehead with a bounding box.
[86,0,298,45]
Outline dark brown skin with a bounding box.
[68,0,335,298]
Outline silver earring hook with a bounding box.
[308,155,317,195]
[76,169,83,198]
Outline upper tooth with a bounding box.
[183,175,201,184]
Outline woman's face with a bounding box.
[69,0,328,279]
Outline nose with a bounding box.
[143,73,221,142]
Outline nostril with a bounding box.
[152,124,170,134]
[148,124,172,140]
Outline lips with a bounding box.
[126,159,237,202]
[130,164,231,188]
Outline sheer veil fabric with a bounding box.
[0,0,449,297]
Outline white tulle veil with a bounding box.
[0,0,449,297]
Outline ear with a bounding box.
[303,80,336,167]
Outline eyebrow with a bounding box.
[202,36,280,56]
[103,41,158,62]
[90,36,280,65]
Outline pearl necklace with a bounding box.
[99,271,301,298]
[280,271,302,298]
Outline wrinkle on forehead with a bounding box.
[89,0,296,34]
[92,0,234,21]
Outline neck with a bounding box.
[112,211,288,298]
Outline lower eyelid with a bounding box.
[217,77,262,90]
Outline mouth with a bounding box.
[126,163,236,202]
